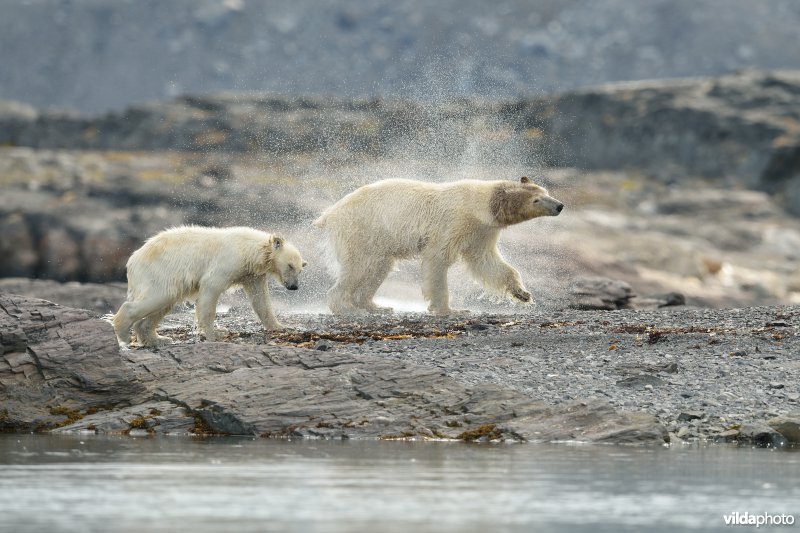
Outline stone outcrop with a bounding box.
[0,278,127,314]
[568,277,634,310]
[768,413,800,443]
[0,294,145,431]
[0,293,666,444]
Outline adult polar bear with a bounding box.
[314,177,564,315]
[112,226,306,347]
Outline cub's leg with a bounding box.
[195,279,227,342]
[133,305,174,347]
[243,277,283,330]
[113,295,175,345]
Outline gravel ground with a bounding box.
[157,304,800,443]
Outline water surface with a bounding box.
[0,435,797,532]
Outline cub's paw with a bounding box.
[142,335,173,348]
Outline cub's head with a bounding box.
[266,235,307,290]
[491,176,564,226]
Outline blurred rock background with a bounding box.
[0,0,799,312]
[2,0,800,113]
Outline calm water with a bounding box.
[0,435,797,533]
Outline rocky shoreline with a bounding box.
[1,286,798,447]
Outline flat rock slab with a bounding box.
[2,294,666,444]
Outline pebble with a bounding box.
[314,340,332,351]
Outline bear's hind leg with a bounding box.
[327,279,359,315]
[133,305,174,347]
[327,257,370,315]
[353,259,394,313]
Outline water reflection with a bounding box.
[0,435,797,532]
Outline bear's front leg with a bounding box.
[510,285,532,303]
[244,277,284,330]
[463,247,532,305]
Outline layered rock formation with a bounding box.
[2,70,799,211]
[0,293,667,444]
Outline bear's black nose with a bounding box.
[287,284,299,291]
[556,203,564,213]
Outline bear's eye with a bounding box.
[533,199,540,203]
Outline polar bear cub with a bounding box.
[112,226,306,347]
[313,177,563,315]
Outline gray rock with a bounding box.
[569,277,634,310]
[738,423,788,448]
[0,278,126,314]
[713,428,740,442]
[677,411,704,422]
[314,339,333,351]
[0,294,146,431]
[616,375,663,388]
[517,70,800,214]
[503,401,667,444]
[632,292,686,309]
[768,414,800,443]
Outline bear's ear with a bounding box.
[271,235,284,250]
[520,176,530,184]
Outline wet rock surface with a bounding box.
[3,290,799,447]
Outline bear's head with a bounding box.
[266,235,307,290]
[491,176,564,226]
